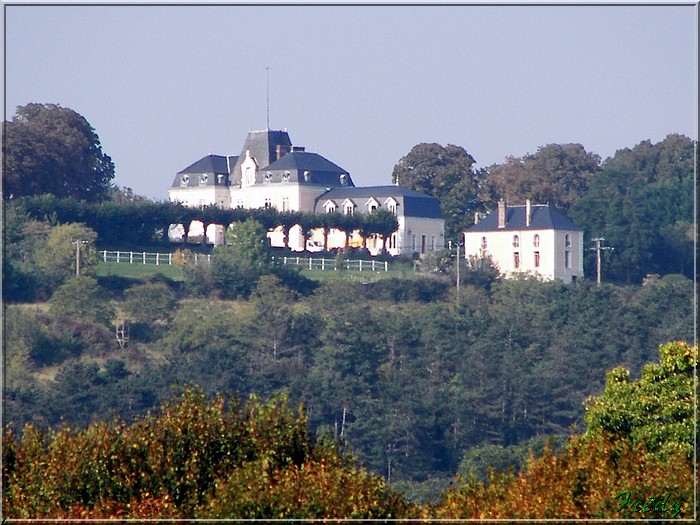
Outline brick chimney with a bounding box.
[497,200,506,228]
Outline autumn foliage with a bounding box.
[435,341,697,520]
[2,342,695,519]
[2,390,414,519]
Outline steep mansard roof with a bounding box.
[172,154,238,188]
[263,151,353,187]
[467,204,583,232]
[316,186,442,219]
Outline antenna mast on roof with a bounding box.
[266,66,270,130]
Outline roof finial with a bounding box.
[266,66,270,131]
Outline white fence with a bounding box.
[274,256,389,272]
[100,251,388,272]
[100,250,210,266]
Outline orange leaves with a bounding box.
[2,387,414,519]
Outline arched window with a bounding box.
[565,233,572,247]
[513,235,520,247]
[180,175,189,187]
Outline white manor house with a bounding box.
[169,129,445,256]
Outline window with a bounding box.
[264,173,272,183]
[282,197,289,212]
[180,175,189,187]
[513,235,520,247]
[533,234,540,247]
[217,174,225,185]
[513,252,520,269]
[565,233,572,248]
[481,236,488,249]
[565,250,571,269]
[412,235,417,251]
[421,235,426,254]
[264,198,272,209]
[534,251,540,268]
[344,203,355,215]
[199,174,208,185]
[283,172,290,183]
[385,198,398,215]
[431,236,436,252]
[236,200,244,209]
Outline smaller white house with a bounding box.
[464,200,584,283]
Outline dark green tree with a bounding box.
[48,276,115,327]
[3,103,115,201]
[392,143,485,242]
[569,134,696,282]
[211,219,272,298]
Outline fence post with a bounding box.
[156,253,159,266]
[143,252,146,264]
[103,250,107,262]
[385,261,388,272]
[322,258,325,271]
[130,252,134,264]
[371,260,376,271]
[359,260,363,272]
[116,251,121,263]
[169,253,172,265]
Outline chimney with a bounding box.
[497,200,506,228]
[526,199,531,227]
[275,144,290,160]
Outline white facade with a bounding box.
[168,130,445,256]
[464,201,584,283]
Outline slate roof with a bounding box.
[316,186,442,219]
[468,204,583,232]
[231,130,293,185]
[263,151,353,186]
[172,154,237,188]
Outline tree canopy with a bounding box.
[2,103,115,201]
[486,143,602,214]
[392,143,485,242]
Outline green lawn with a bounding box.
[96,261,185,281]
[96,260,416,283]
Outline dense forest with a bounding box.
[3,341,696,518]
[2,103,697,515]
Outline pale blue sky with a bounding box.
[4,2,698,200]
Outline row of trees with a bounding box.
[394,134,696,282]
[4,103,695,283]
[4,342,695,518]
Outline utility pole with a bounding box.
[590,237,613,286]
[72,240,89,276]
[456,241,463,295]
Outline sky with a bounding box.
[4,2,698,200]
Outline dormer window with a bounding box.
[217,174,225,185]
[303,171,311,183]
[366,197,380,213]
[283,172,290,183]
[340,173,348,186]
[323,200,337,214]
[264,172,272,183]
[342,199,356,216]
[180,175,189,187]
[384,197,399,215]
[199,174,208,185]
